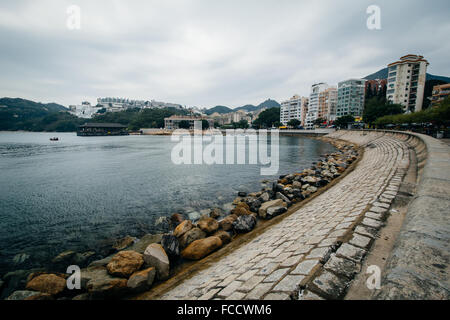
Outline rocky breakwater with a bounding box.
[2,141,358,300]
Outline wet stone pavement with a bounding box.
[155,134,410,300]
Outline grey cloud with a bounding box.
[0,0,449,108]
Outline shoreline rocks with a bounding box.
[1,140,359,300]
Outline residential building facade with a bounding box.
[386,54,429,112]
[430,83,450,107]
[280,95,309,126]
[336,79,366,118]
[306,83,330,128]
[318,87,337,122]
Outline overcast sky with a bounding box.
[0,0,449,108]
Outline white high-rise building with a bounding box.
[386,54,429,112]
[280,95,308,126]
[306,83,330,129]
[336,79,366,118]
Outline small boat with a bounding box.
[50,137,59,141]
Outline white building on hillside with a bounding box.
[280,95,308,127]
[306,83,330,128]
[69,102,102,119]
[386,54,429,112]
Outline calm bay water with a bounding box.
[0,131,336,273]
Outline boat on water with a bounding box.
[50,137,59,141]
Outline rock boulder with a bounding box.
[181,237,223,260]
[143,243,170,280]
[106,251,144,278]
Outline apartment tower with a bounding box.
[386,54,429,112]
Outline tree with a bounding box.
[363,97,403,125]
[201,119,210,130]
[252,107,280,128]
[178,120,190,129]
[313,118,326,126]
[334,115,355,129]
[287,119,301,128]
[237,119,249,129]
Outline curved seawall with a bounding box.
[135,129,449,300]
[327,130,449,300]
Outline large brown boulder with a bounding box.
[106,251,144,278]
[173,220,193,238]
[213,230,232,245]
[181,236,223,260]
[231,206,251,216]
[219,214,238,231]
[143,243,170,280]
[26,274,66,296]
[197,217,219,234]
[179,227,206,248]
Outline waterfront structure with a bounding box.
[77,123,129,136]
[164,115,214,129]
[318,87,337,123]
[336,79,366,118]
[386,54,429,112]
[306,83,330,129]
[280,95,308,127]
[430,83,450,107]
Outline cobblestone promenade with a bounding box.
[157,132,410,300]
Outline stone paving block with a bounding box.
[309,270,349,299]
[263,268,290,283]
[318,237,339,248]
[257,262,280,275]
[273,275,306,292]
[217,280,243,298]
[240,275,265,292]
[274,252,292,263]
[354,225,378,239]
[329,229,348,238]
[225,291,246,300]
[365,211,383,221]
[245,283,274,300]
[237,269,259,282]
[306,247,332,262]
[306,235,325,245]
[336,243,367,263]
[264,292,291,300]
[198,288,221,300]
[370,206,388,214]
[323,254,361,280]
[291,259,321,275]
[280,254,304,267]
[362,217,382,229]
[349,233,372,249]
